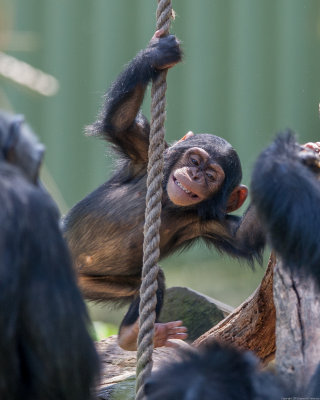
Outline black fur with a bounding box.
[144,340,320,400]
[0,112,99,400]
[251,131,320,284]
[144,342,285,400]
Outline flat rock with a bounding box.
[159,286,232,341]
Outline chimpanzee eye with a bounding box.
[190,157,199,166]
[206,171,215,181]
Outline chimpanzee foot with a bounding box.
[118,319,188,351]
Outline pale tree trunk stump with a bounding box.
[274,260,320,392]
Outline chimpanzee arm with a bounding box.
[87,33,182,164]
[231,205,266,263]
[202,210,266,266]
[251,131,320,283]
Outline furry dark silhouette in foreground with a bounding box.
[251,132,320,285]
[0,112,99,400]
[144,342,285,400]
[63,31,266,350]
[144,341,320,400]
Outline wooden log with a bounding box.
[274,260,320,392]
[194,254,276,363]
[96,336,189,399]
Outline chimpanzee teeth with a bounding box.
[176,179,191,194]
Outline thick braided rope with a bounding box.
[135,1,173,399]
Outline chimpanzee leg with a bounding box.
[118,268,187,350]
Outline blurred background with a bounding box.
[1,0,320,335]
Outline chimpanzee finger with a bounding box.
[152,29,166,40]
[303,142,320,153]
[167,326,188,336]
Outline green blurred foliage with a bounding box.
[1,0,320,327]
[92,321,118,341]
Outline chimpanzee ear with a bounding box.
[171,131,194,148]
[226,184,248,213]
[177,131,194,143]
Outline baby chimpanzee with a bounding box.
[63,31,266,350]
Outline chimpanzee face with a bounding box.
[166,146,225,206]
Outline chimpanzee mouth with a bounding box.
[173,176,199,198]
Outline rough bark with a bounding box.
[273,260,320,393]
[194,254,276,363]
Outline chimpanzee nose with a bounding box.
[190,168,201,180]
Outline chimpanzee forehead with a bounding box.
[173,133,234,160]
[184,147,226,169]
[177,133,232,150]
[165,133,242,184]
[183,134,242,180]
